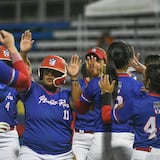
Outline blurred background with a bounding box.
[0,0,160,81]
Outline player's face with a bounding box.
[88,59,106,77]
[42,69,62,87]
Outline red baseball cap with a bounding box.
[86,47,107,63]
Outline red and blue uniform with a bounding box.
[111,73,143,133]
[80,77,111,132]
[20,81,73,155]
[0,84,19,126]
[0,58,29,126]
[112,92,160,148]
[74,78,97,132]
[0,61,20,86]
[0,59,30,89]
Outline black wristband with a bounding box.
[71,79,78,82]
[101,92,112,106]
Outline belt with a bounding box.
[135,147,152,152]
[9,125,15,131]
[75,128,94,134]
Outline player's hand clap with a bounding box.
[67,54,81,80]
[20,30,34,54]
[129,52,146,74]
[99,74,116,94]
[85,55,97,72]
[0,30,17,53]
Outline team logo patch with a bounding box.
[49,58,56,66]
[3,49,10,57]
[153,101,160,114]
[92,48,96,53]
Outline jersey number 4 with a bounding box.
[144,116,157,139]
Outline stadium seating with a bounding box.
[0,13,160,81]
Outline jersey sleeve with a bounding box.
[80,77,99,105]
[0,60,31,90]
[0,60,17,84]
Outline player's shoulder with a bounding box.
[89,77,100,85]
[83,77,100,96]
[58,87,71,97]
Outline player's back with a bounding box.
[112,73,143,132]
[0,83,19,125]
[132,92,160,148]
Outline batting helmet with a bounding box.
[0,45,11,61]
[38,55,67,87]
[86,47,107,63]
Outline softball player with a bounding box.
[0,30,30,89]
[75,41,143,160]
[144,54,160,67]
[104,41,143,160]
[72,47,108,160]
[18,52,81,160]
[100,63,160,160]
[0,46,20,160]
[0,30,31,160]
[74,51,118,160]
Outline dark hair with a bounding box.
[104,41,134,101]
[106,64,118,102]
[80,62,89,77]
[144,55,160,67]
[107,41,134,69]
[145,64,160,93]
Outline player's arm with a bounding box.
[20,29,34,76]
[129,53,146,74]
[101,93,134,124]
[0,30,31,90]
[66,54,82,110]
[99,74,116,123]
[73,94,92,114]
[67,55,95,113]
[74,78,98,114]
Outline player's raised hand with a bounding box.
[0,30,15,51]
[129,52,146,74]
[85,55,97,74]
[67,54,81,80]
[20,30,34,53]
[99,74,116,94]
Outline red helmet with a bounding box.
[0,46,11,61]
[86,47,107,63]
[38,55,67,87]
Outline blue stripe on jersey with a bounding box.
[0,61,18,86]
